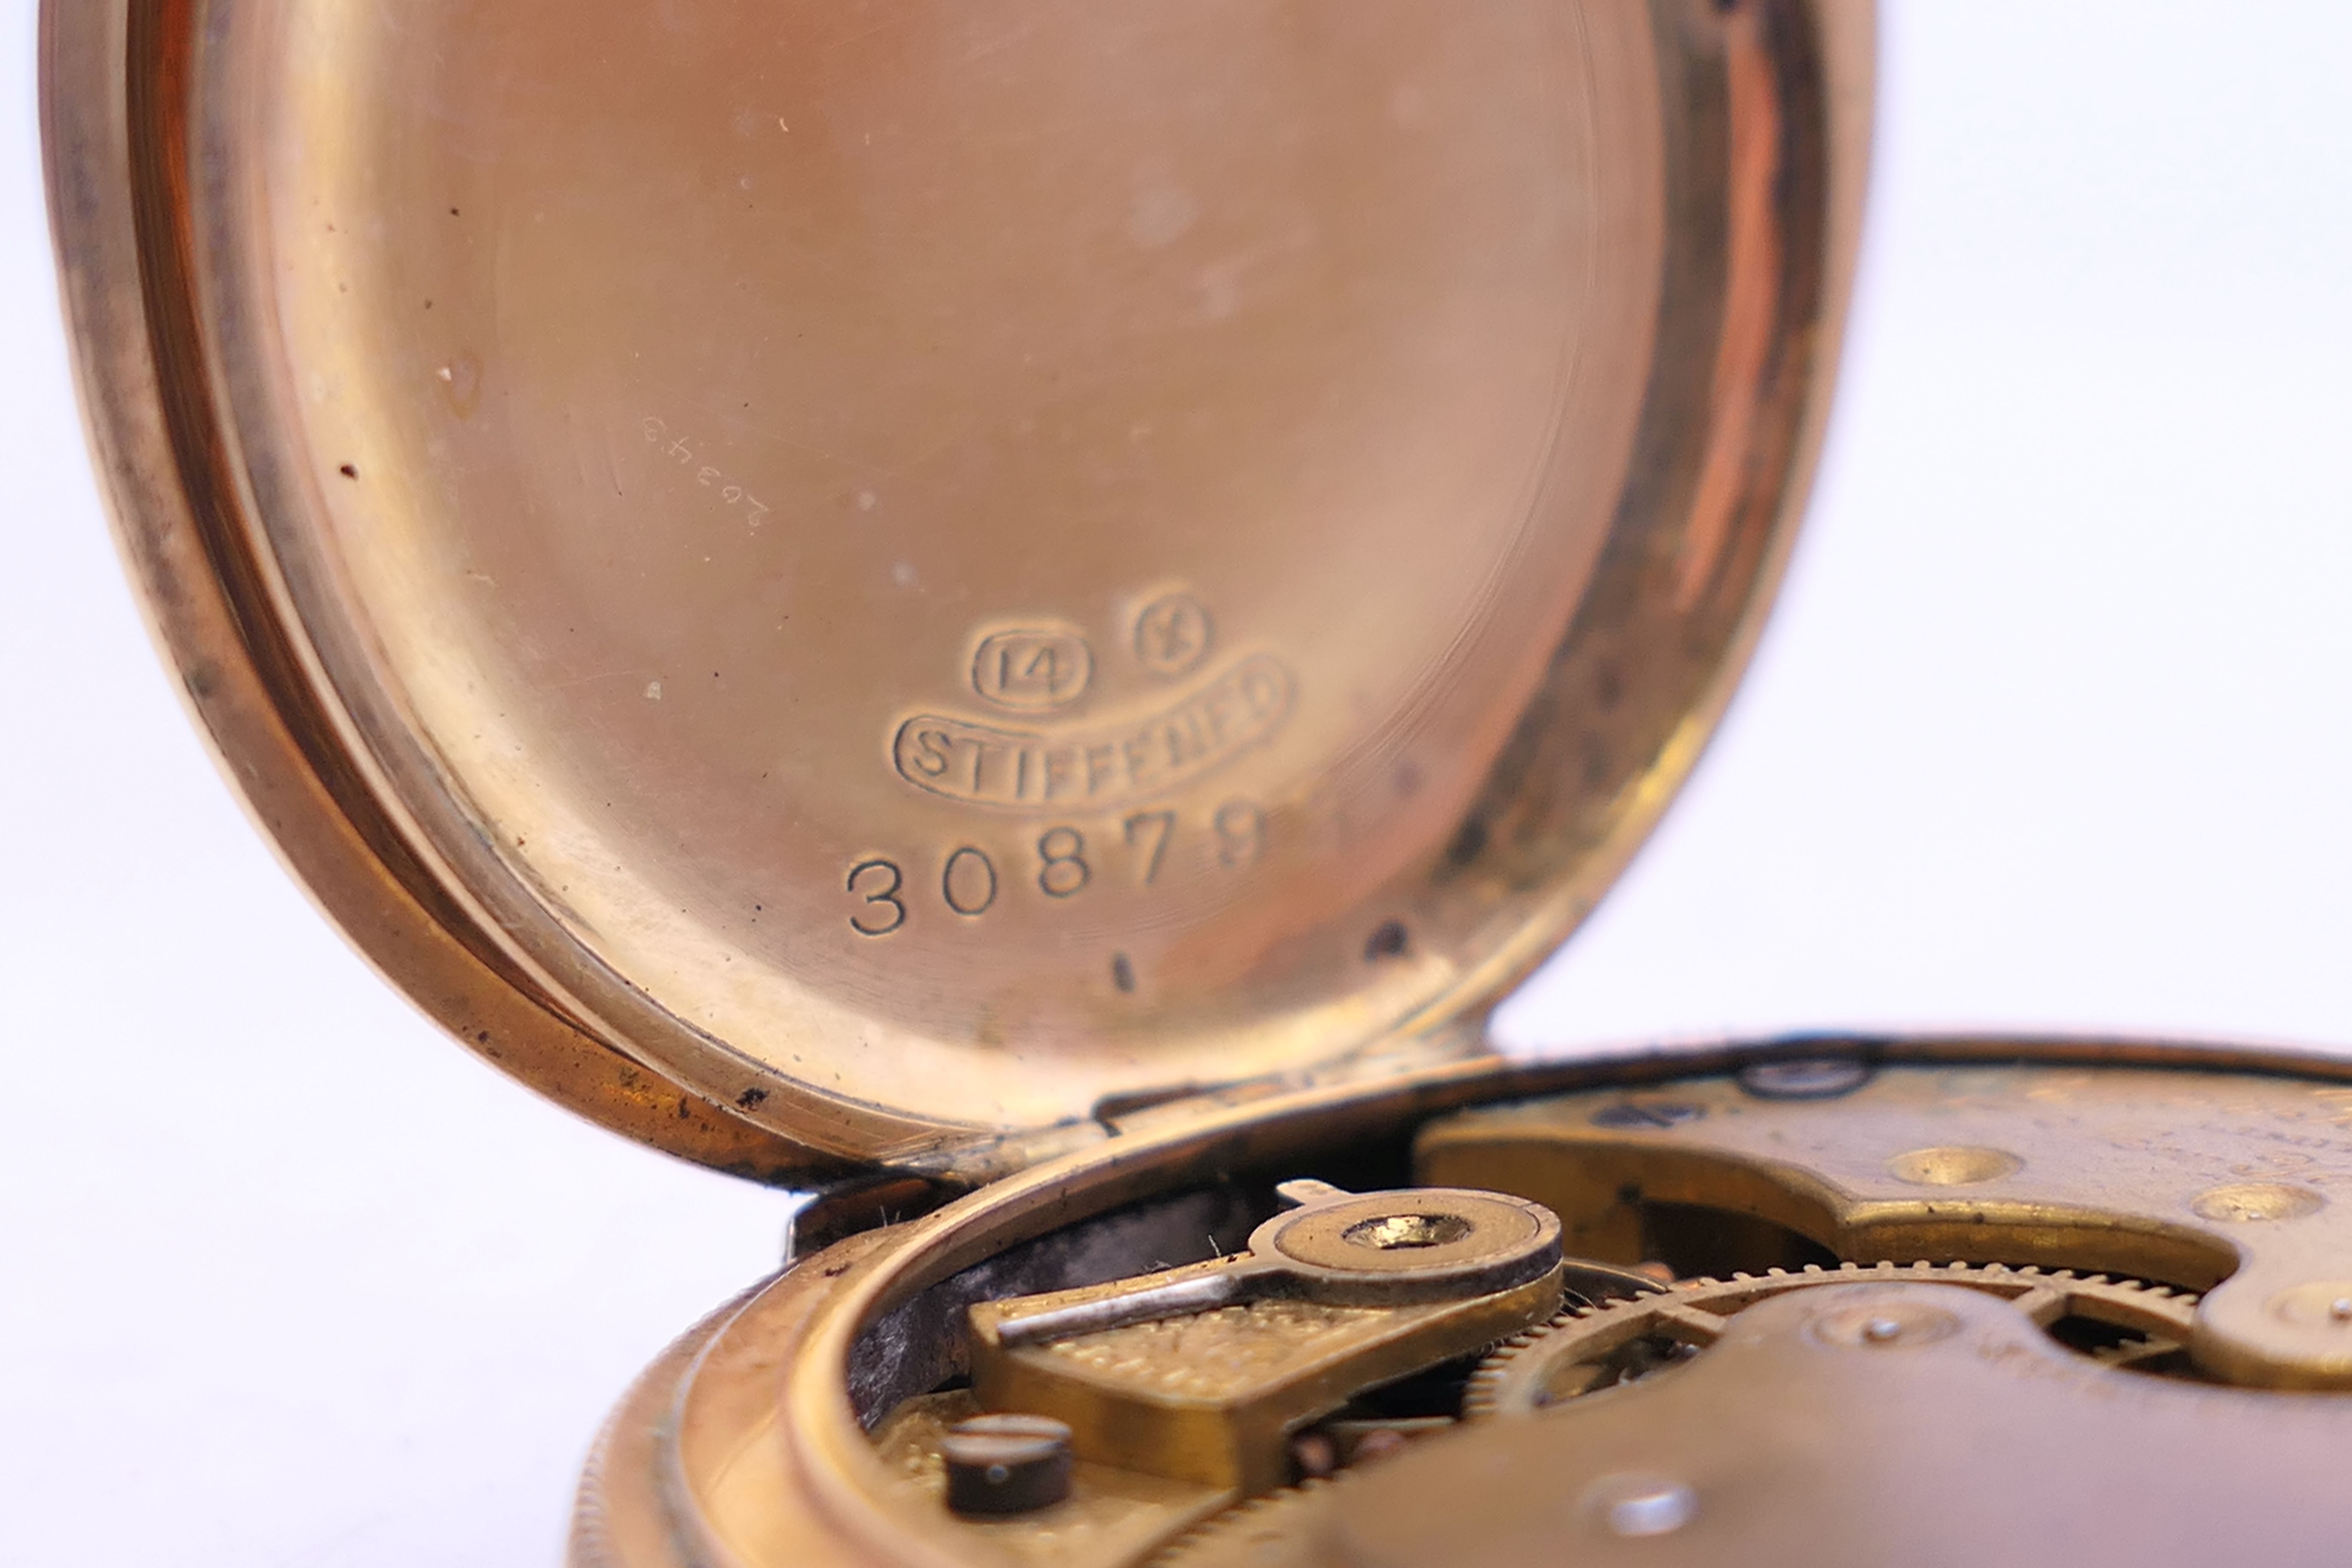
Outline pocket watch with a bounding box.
[46,2,2352,1563]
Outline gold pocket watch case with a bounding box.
[46,0,1846,1178]
[43,1,2352,1564]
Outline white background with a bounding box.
[4,4,2349,1563]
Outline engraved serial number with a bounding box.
[843,802,1265,937]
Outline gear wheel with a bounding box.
[1464,1260,2201,1419]
[1148,1478,1332,1568]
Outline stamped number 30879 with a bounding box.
[843,802,1265,937]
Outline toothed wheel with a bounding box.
[1148,1479,1332,1568]
[1463,1261,2201,1419]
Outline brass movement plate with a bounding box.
[45,0,1865,1169]
[571,1047,2352,1568]
[1162,1278,2352,1568]
[1419,1060,2352,1385]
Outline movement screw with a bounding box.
[1592,1101,1705,1130]
[942,1414,1073,1516]
[1593,1476,1697,1537]
[1737,1057,1873,1101]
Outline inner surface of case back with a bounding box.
[129,0,1852,1166]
